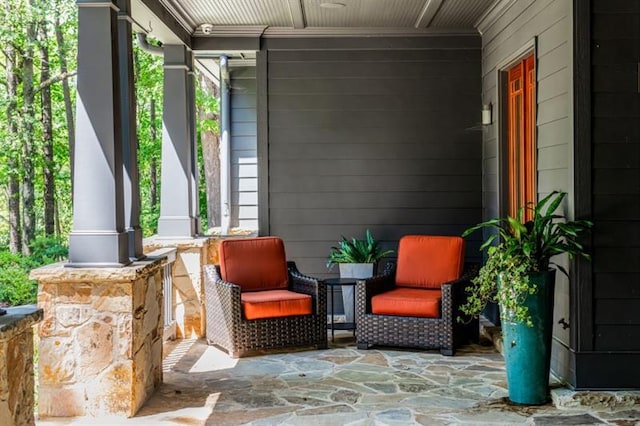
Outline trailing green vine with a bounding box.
[459,191,592,326]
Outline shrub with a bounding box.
[0,251,37,305]
[0,237,68,306]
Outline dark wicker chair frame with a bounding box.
[204,261,328,358]
[356,263,479,356]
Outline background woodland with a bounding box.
[0,0,219,305]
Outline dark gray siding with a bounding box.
[568,0,640,389]
[590,0,640,360]
[230,66,258,229]
[479,0,574,382]
[264,36,482,278]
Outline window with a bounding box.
[506,54,536,220]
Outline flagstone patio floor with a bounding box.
[37,333,640,425]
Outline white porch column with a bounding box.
[157,45,196,237]
[68,0,129,266]
[118,0,144,259]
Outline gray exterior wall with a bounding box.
[479,0,574,381]
[262,36,483,278]
[230,66,258,230]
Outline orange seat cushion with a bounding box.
[371,287,441,318]
[241,289,313,320]
[219,237,289,291]
[395,235,465,289]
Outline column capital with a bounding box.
[164,64,190,71]
[76,0,119,11]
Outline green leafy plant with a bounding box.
[27,236,69,267]
[0,251,37,306]
[327,229,394,269]
[459,191,592,325]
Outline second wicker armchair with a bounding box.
[356,235,478,356]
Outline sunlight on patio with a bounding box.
[189,345,240,373]
[36,334,640,425]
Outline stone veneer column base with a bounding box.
[144,236,221,339]
[30,259,165,418]
[0,306,43,426]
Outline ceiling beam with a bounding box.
[137,0,192,46]
[286,0,306,29]
[414,0,444,28]
[194,58,220,86]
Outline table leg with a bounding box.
[331,286,335,342]
[352,284,356,337]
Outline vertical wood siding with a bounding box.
[265,37,482,278]
[480,0,574,381]
[230,66,258,230]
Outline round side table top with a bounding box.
[325,278,358,286]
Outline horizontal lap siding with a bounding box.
[267,39,482,278]
[480,0,573,380]
[591,0,640,352]
[231,67,258,229]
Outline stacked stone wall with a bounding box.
[31,260,163,418]
[0,307,42,426]
[144,237,222,339]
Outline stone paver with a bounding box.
[37,334,640,425]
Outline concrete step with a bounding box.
[479,315,503,355]
[551,388,640,411]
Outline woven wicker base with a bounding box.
[204,262,328,358]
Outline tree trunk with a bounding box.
[40,22,55,236]
[150,97,158,208]
[5,46,22,254]
[199,74,221,230]
[54,196,61,237]
[55,4,75,192]
[21,0,38,254]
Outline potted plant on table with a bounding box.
[327,229,394,323]
[460,191,592,405]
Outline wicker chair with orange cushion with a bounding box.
[204,237,327,358]
[356,235,478,356]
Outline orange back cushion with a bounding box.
[219,237,289,292]
[395,235,465,289]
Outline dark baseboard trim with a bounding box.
[570,350,640,390]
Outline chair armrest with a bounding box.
[382,261,396,276]
[441,263,479,322]
[287,261,327,315]
[356,271,395,316]
[204,264,243,321]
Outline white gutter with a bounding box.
[135,33,164,56]
[219,55,231,235]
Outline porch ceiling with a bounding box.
[157,0,496,36]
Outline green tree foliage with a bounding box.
[134,44,164,236]
[0,0,76,248]
[0,1,220,305]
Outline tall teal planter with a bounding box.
[500,270,556,405]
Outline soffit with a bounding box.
[174,0,292,27]
[429,0,496,28]
[303,0,427,28]
[156,0,499,35]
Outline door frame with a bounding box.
[495,38,538,219]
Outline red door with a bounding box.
[507,54,536,220]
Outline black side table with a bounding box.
[325,278,357,341]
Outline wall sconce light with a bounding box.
[482,103,492,125]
